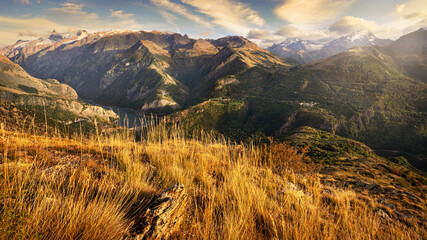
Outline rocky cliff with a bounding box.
[0,55,118,122]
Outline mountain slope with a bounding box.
[0,55,118,122]
[1,31,289,113]
[385,28,427,83]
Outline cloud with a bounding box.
[109,9,134,19]
[151,0,212,28]
[151,0,265,35]
[391,1,427,34]
[247,25,333,48]
[13,0,31,4]
[329,16,406,39]
[200,31,213,37]
[0,3,146,44]
[274,0,355,25]
[46,3,98,24]
[275,25,332,40]
[395,4,405,14]
[158,10,177,24]
[247,29,273,40]
[329,16,380,34]
[18,31,39,37]
[394,0,427,21]
[181,0,265,34]
[0,16,69,44]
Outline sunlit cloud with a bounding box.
[13,0,31,5]
[109,9,134,19]
[151,0,213,28]
[181,0,264,35]
[158,10,177,24]
[247,24,333,47]
[274,0,355,25]
[200,31,213,37]
[328,16,397,38]
[0,16,69,44]
[45,3,99,26]
[151,0,264,35]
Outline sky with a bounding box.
[1,0,426,46]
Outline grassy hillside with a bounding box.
[1,109,425,239]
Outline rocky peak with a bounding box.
[211,36,258,49]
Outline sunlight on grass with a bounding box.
[0,119,424,239]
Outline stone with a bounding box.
[129,184,187,240]
[377,209,391,221]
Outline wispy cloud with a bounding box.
[109,9,134,19]
[181,0,265,34]
[151,0,264,35]
[151,0,212,28]
[46,3,98,24]
[274,0,355,25]
[0,15,69,44]
[13,0,31,5]
[158,10,177,24]
[199,31,213,37]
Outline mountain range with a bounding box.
[1,28,426,170]
[267,31,393,64]
[1,30,287,113]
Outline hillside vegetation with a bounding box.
[1,108,425,239]
[171,30,427,169]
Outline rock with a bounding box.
[129,184,187,240]
[141,99,181,111]
[377,209,391,221]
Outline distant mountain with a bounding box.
[0,55,117,122]
[384,28,427,83]
[267,31,393,64]
[173,29,427,169]
[266,38,325,64]
[1,30,288,113]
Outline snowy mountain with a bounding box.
[0,30,103,59]
[267,31,393,64]
[266,38,326,64]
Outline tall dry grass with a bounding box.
[0,119,425,239]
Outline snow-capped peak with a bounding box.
[341,31,377,43]
[273,38,325,52]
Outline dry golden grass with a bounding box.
[0,120,425,239]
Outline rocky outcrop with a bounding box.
[129,184,187,240]
[141,99,181,111]
[0,90,118,122]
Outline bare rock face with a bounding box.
[129,184,187,240]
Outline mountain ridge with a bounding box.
[1,30,289,113]
[267,31,393,64]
